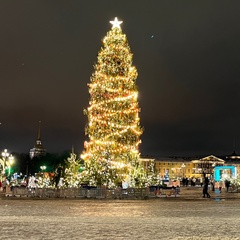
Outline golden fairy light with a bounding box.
[81,17,145,188]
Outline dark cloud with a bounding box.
[0,1,240,156]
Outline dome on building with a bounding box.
[226,151,240,160]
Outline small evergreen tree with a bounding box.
[64,152,82,187]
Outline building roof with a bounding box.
[192,155,225,164]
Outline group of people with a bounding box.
[202,177,232,198]
[181,176,232,198]
[182,177,200,187]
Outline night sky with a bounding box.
[0,1,240,157]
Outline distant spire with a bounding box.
[29,120,46,159]
[37,120,41,140]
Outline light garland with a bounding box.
[81,18,145,187]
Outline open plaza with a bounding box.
[0,11,240,240]
[0,187,240,240]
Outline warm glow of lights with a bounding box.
[81,18,145,188]
[110,17,123,29]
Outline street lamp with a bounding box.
[40,165,46,172]
[8,155,14,175]
[1,149,14,176]
[2,149,9,158]
[181,163,186,178]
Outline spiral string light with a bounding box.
[81,17,146,187]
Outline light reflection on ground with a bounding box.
[0,198,240,239]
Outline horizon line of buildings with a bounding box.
[28,123,240,180]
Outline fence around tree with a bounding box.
[8,186,151,199]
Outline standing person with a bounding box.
[192,177,196,186]
[182,177,186,187]
[203,177,210,198]
[185,178,189,187]
[200,177,203,187]
[225,179,230,192]
[175,185,180,195]
[219,180,223,193]
[211,179,215,191]
[2,178,7,193]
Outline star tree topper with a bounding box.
[110,17,123,29]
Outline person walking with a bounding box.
[203,177,210,198]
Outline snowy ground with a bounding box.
[0,190,240,240]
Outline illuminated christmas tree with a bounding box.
[64,151,82,188]
[81,17,145,187]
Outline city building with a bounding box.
[141,152,240,181]
[29,121,46,159]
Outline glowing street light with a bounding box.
[40,165,46,172]
[0,149,14,176]
[181,163,186,178]
[8,155,14,175]
[2,149,9,158]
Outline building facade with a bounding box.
[141,152,240,181]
